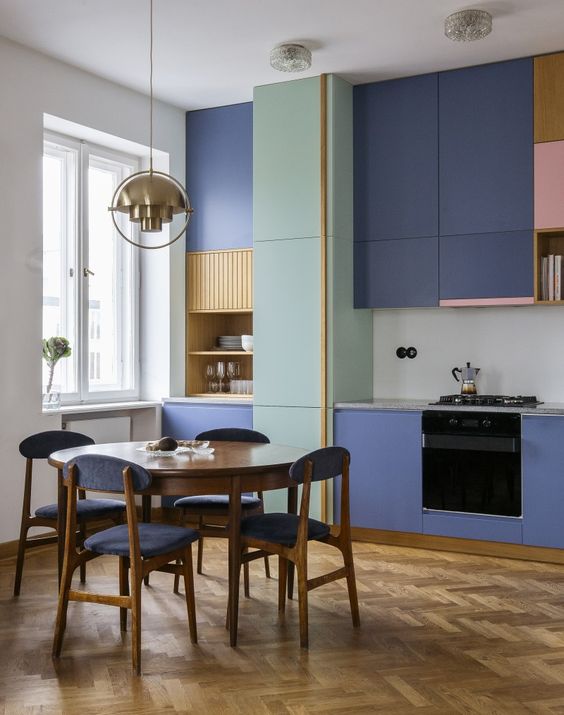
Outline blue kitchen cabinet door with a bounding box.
[162,402,253,439]
[185,102,252,252]
[522,415,564,549]
[333,410,422,533]
[423,512,522,544]
[439,58,533,237]
[354,74,438,242]
[354,237,438,308]
[440,231,533,300]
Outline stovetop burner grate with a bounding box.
[431,394,543,406]
[432,394,543,406]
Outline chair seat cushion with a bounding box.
[35,498,126,521]
[174,494,262,511]
[84,523,199,558]
[240,513,330,547]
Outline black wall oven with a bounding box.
[422,411,521,517]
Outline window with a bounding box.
[42,132,139,403]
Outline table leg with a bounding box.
[57,469,67,588]
[287,485,298,600]
[142,495,151,585]
[228,476,242,647]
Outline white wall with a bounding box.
[373,306,564,401]
[0,37,185,544]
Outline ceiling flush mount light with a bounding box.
[445,9,493,42]
[108,0,192,250]
[270,43,312,73]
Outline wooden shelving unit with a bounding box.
[186,249,253,397]
[534,228,564,303]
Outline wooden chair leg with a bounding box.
[142,496,151,587]
[13,524,29,597]
[264,555,271,579]
[52,558,76,657]
[182,546,198,644]
[131,575,143,675]
[287,562,295,600]
[119,557,129,632]
[196,516,204,575]
[79,522,86,583]
[278,556,287,614]
[173,559,181,594]
[342,544,361,628]
[243,548,250,598]
[297,563,309,649]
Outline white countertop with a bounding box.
[163,397,253,406]
[334,398,564,415]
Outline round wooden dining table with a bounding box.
[48,440,308,646]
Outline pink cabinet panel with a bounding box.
[535,141,564,228]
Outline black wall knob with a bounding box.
[406,346,417,359]
[396,347,407,359]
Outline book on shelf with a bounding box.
[540,254,563,301]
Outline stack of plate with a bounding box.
[217,335,243,351]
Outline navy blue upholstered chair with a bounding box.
[235,446,360,648]
[52,454,199,675]
[173,428,271,594]
[14,430,126,596]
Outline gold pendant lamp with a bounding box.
[108,0,193,249]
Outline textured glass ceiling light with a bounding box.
[108,0,193,249]
[445,9,493,42]
[270,44,312,72]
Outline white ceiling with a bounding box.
[1,0,564,110]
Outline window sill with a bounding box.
[43,400,160,416]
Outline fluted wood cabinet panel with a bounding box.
[534,53,564,143]
[187,249,252,311]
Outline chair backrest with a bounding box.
[289,446,350,484]
[19,430,95,460]
[64,454,152,493]
[195,427,270,444]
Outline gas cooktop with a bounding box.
[431,394,543,407]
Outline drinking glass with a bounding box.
[216,361,227,392]
[205,363,218,393]
[227,361,240,393]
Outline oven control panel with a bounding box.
[422,411,520,437]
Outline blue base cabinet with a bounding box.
[423,512,522,544]
[161,401,253,507]
[522,415,564,549]
[333,410,422,532]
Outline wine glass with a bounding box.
[205,363,218,393]
[215,361,226,392]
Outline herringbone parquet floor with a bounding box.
[3,540,564,713]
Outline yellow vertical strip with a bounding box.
[320,74,328,521]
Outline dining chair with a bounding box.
[234,446,360,648]
[52,454,199,675]
[14,429,127,596]
[173,427,271,595]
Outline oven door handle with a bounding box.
[422,433,520,453]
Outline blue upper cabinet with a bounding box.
[354,74,438,242]
[355,237,438,308]
[439,59,533,237]
[185,102,253,252]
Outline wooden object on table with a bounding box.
[186,248,253,397]
[52,456,198,675]
[534,52,564,144]
[235,447,360,648]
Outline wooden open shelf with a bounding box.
[534,228,564,303]
[186,249,253,396]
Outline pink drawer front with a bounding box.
[535,140,564,229]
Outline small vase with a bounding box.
[42,385,61,411]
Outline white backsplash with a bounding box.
[373,306,564,401]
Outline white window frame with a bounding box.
[43,131,140,404]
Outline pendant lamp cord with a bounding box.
[149,0,154,173]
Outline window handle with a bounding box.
[83,267,95,277]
